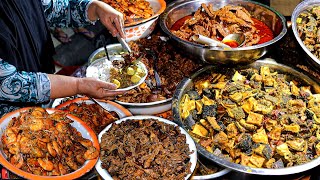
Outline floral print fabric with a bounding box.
[43,0,93,28]
[0,59,51,116]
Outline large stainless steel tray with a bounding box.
[172,59,320,175]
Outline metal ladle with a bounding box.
[100,35,110,60]
[145,48,161,90]
[191,33,246,48]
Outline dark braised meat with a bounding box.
[60,102,118,134]
[100,119,192,180]
[116,35,200,103]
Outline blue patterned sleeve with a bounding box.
[0,59,51,103]
[43,0,94,28]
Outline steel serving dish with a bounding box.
[88,44,173,115]
[172,59,320,175]
[192,155,231,180]
[95,115,197,180]
[88,44,127,64]
[123,0,166,42]
[291,0,320,71]
[159,0,287,64]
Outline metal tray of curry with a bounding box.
[172,59,320,175]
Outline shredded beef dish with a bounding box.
[172,4,262,46]
[100,119,192,180]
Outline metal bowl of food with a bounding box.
[291,0,320,70]
[160,0,287,64]
[192,155,231,179]
[88,43,172,114]
[102,0,166,42]
[96,115,197,179]
[88,44,129,64]
[172,59,320,175]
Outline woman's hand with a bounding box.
[48,74,126,100]
[87,1,125,38]
[76,77,126,100]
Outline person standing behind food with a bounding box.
[0,0,126,117]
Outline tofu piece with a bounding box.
[249,154,265,168]
[207,116,221,131]
[226,123,238,138]
[246,112,264,126]
[230,92,243,103]
[213,131,229,148]
[290,81,300,96]
[239,119,257,131]
[192,124,208,137]
[253,100,273,114]
[316,142,320,156]
[283,124,300,133]
[232,71,245,82]
[268,125,282,140]
[265,119,278,132]
[195,100,203,114]
[286,139,306,152]
[254,144,265,156]
[264,158,276,168]
[240,153,250,166]
[241,97,255,113]
[201,95,215,106]
[252,127,269,144]
[276,143,292,159]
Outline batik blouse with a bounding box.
[0,0,94,117]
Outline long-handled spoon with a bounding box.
[191,33,246,48]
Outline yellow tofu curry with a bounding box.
[180,66,320,168]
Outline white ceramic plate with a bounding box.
[86,58,148,91]
[95,115,197,180]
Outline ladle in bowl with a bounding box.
[222,33,246,48]
[191,33,246,48]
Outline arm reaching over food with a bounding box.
[48,75,126,99]
[0,59,125,117]
[43,0,125,38]
[87,1,125,38]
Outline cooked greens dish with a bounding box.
[296,6,320,59]
[180,66,320,168]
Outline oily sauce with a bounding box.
[171,15,274,46]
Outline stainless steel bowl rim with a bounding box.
[88,47,105,63]
[160,0,287,51]
[192,168,231,179]
[115,97,172,107]
[291,0,320,65]
[172,59,320,175]
[89,44,174,107]
[125,16,159,28]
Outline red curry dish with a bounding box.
[171,4,274,47]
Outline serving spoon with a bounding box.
[191,33,246,48]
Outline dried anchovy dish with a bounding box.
[100,119,192,180]
[180,66,320,168]
[297,6,320,59]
